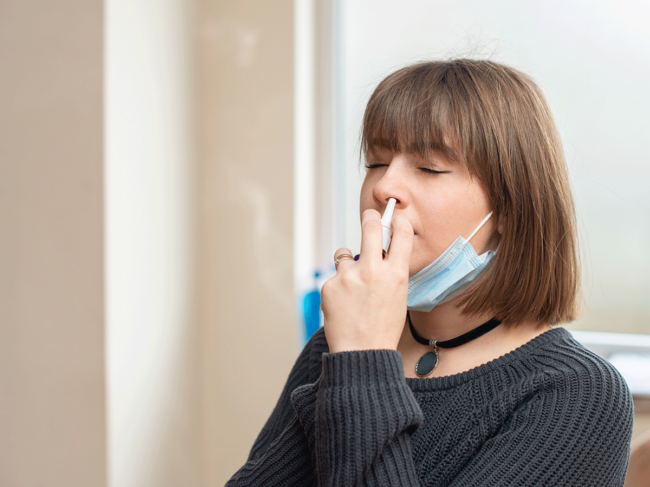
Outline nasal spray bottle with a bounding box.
[381,198,397,257]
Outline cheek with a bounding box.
[408,234,439,276]
[406,186,477,274]
[412,186,460,238]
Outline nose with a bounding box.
[372,155,409,209]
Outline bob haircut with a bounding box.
[361,59,580,326]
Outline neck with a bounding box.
[397,297,552,379]
[405,295,493,343]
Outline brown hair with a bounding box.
[361,59,580,326]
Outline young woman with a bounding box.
[227,59,634,486]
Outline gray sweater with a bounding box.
[227,327,633,486]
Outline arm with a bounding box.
[226,330,326,486]
[291,349,424,487]
[226,415,314,486]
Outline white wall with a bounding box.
[340,0,650,334]
[105,1,199,486]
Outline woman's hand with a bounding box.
[321,209,414,353]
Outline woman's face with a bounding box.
[360,148,497,276]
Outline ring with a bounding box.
[334,253,354,267]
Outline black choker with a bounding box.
[407,312,502,377]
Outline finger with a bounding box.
[359,209,383,262]
[333,247,355,271]
[385,215,414,268]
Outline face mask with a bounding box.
[407,212,495,312]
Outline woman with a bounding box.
[227,59,633,486]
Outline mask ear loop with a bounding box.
[467,211,493,243]
[435,211,496,306]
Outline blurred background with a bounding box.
[1,0,648,486]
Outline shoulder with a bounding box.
[531,328,632,397]
[525,327,634,437]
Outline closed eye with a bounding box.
[365,164,450,175]
[419,167,449,175]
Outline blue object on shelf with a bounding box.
[302,271,322,344]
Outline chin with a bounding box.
[409,259,429,277]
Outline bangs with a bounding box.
[361,63,461,163]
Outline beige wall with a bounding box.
[0,0,297,484]
[194,0,297,484]
[0,1,106,486]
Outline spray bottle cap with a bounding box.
[381,198,396,254]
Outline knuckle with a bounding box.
[383,266,397,280]
[395,225,414,239]
[333,248,352,260]
[362,208,381,221]
[340,271,356,285]
[361,264,379,282]
[362,218,382,234]
[392,216,414,238]
[342,270,366,290]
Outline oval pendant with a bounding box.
[415,351,439,377]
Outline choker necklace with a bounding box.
[407,312,502,377]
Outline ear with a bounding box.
[497,211,505,235]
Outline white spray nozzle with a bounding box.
[381,198,397,255]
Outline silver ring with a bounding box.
[334,253,354,267]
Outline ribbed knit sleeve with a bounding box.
[299,350,424,486]
[226,415,314,486]
[226,330,327,486]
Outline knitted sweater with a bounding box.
[227,327,633,486]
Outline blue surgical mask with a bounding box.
[407,212,495,312]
